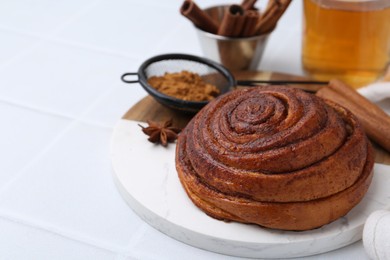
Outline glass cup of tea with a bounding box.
[302,0,390,88]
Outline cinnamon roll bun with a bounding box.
[175,86,374,231]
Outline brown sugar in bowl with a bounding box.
[121,53,235,114]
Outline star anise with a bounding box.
[138,119,181,147]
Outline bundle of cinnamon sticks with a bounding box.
[180,0,292,37]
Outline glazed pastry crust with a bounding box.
[175,86,374,231]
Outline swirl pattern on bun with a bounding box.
[176,86,374,231]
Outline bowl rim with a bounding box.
[195,26,271,41]
[195,4,272,41]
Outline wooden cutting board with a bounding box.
[122,70,390,165]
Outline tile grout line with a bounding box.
[47,37,142,61]
[0,0,103,72]
[0,116,78,194]
[0,2,175,256]
[0,96,114,129]
[0,3,184,64]
[0,0,142,129]
[0,24,44,41]
[0,0,133,194]
[0,74,118,194]
[0,84,133,255]
[0,0,201,67]
[123,223,149,253]
[0,1,177,257]
[0,209,133,257]
[146,23,184,58]
[0,96,76,121]
[114,223,149,260]
[0,24,142,63]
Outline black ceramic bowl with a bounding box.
[121,53,236,114]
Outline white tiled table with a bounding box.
[0,0,374,259]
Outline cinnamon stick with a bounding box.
[180,0,219,34]
[255,0,292,34]
[317,79,390,153]
[384,66,390,81]
[241,0,257,10]
[218,5,246,37]
[254,0,280,34]
[266,0,292,32]
[241,10,260,37]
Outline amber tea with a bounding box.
[302,0,390,88]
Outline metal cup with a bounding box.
[195,5,270,71]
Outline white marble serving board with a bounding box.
[110,119,390,259]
